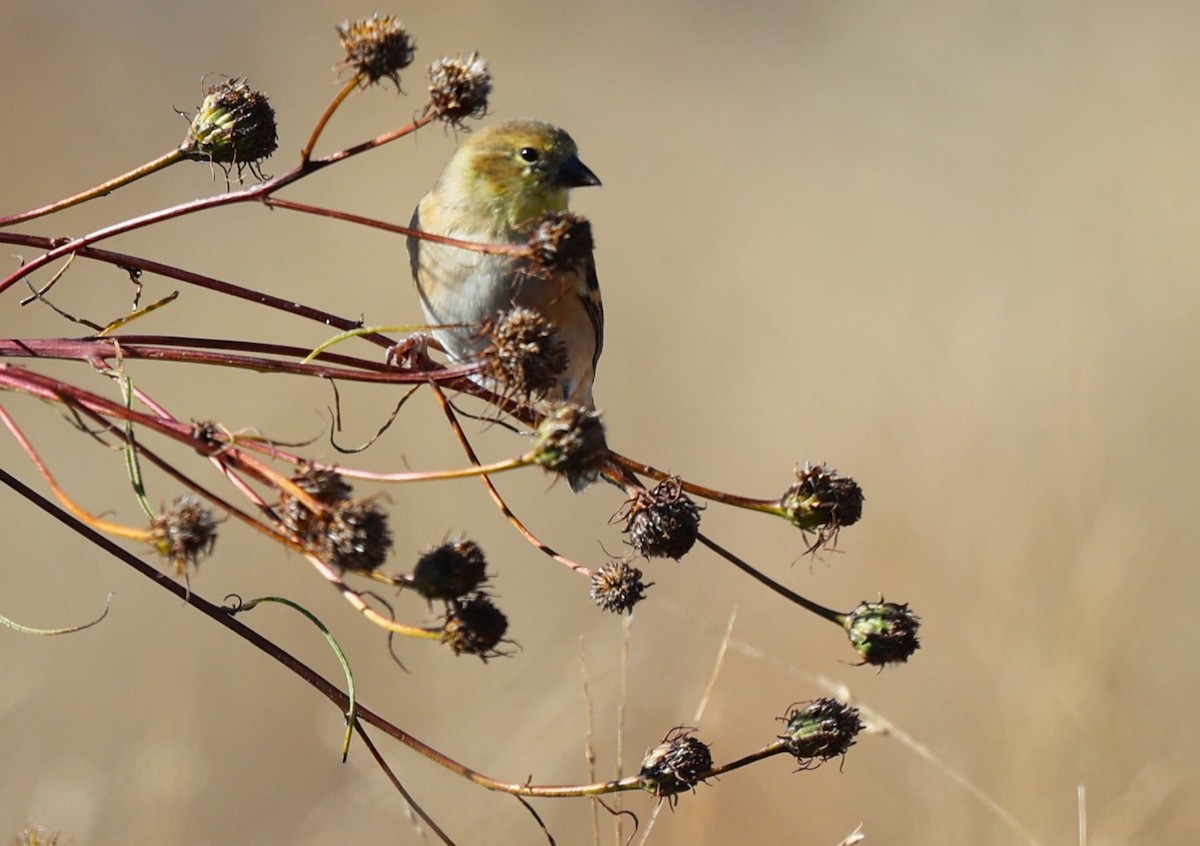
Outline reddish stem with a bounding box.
[0,112,438,298]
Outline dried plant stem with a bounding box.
[300,78,360,162]
[0,232,396,341]
[353,723,460,846]
[609,451,782,515]
[701,741,791,777]
[429,381,596,577]
[266,197,527,257]
[696,532,841,624]
[0,148,187,228]
[0,110,439,299]
[0,404,154,543]
[0,464,668,798]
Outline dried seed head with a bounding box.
[843,600,921,666]
[337,14,415,88]
[621,478,702,560]
[190,420,222,448]
[280,465,353,539]
[532,403,607,479]
[182,78,278,167]
[483,307,569,401]
[151,495,218,576]
[779,698,864,769]
[780,463,864,552]
[590,561,650,614]
[426,52,491,127]
[412,539,489,601]
[317,499,392,573]
[441,594,508,660]
[527,212,594,278]
[639,728,713,800]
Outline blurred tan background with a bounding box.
[2,1,1198,843]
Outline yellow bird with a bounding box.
[407,118,604,408]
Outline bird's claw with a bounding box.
[387,332,434,370]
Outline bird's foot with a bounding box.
[387,331,437,370]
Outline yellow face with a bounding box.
[450,119,600,229]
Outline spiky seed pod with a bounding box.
[843,600,921,666]
[590,561,650,614]
[638,729,713,800]
[280,465,353,539]
[527,212,594,278]
[779,698,864,769]
[412,539,489,601]
[151,495,218,576]
[182,78,277,166]
[441,594,507,659]
[531,403,607,479]
[483,307,569,400]
[190,420,222,448]
[337,14,415,87]
[426,53,491,127]
[780,463,863,551]
[317,499,392,573]
[621,478,702,560]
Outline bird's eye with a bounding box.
[518,146,541,163]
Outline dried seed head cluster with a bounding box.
[532,403,607,479]
[412,538,489,601]
[779,698,864,769]
[483,307,569,401]
[843,600,921,666]
[590,560,650,614]
[281,467,393,573]
[780,463,864,551]
[639,728,713,801]
[426,52,491,127]
[280,465,353,537]
[337,14,415,88]
[527,212,594,279]
[182,78,278,167]
[441,594,508,660]
[620,478,702,560]
[318,499,393,573]
[151,495,218,576]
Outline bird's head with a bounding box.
[439,119,601,230]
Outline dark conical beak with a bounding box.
[557,154,601,188]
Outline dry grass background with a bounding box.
[2,1,1199,843]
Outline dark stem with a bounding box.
[696,532,841,624]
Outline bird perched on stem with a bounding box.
[407,118,603,408]
[407,119,607,490]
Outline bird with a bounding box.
[406,118,604,410]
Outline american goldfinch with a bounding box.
[406,118,604,408]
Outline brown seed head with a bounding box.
[780,463,863,552]
[183,78,278,168]
[280,465,352,539]
[483,307,569,401]
[426,53,491,127]
[152,495,218,576]
[620,478,702,560]
[532,403,607,479]
[638,728,713,800]
[337,14,415,87]
[412,539,489,601]
[590,561,650,614]
[779,698,864,769]
[441,594,508,660]
[527,211,594,278]
[317,498,392,573]
[843,600,921,666]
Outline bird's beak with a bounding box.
[557,154,602,188]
